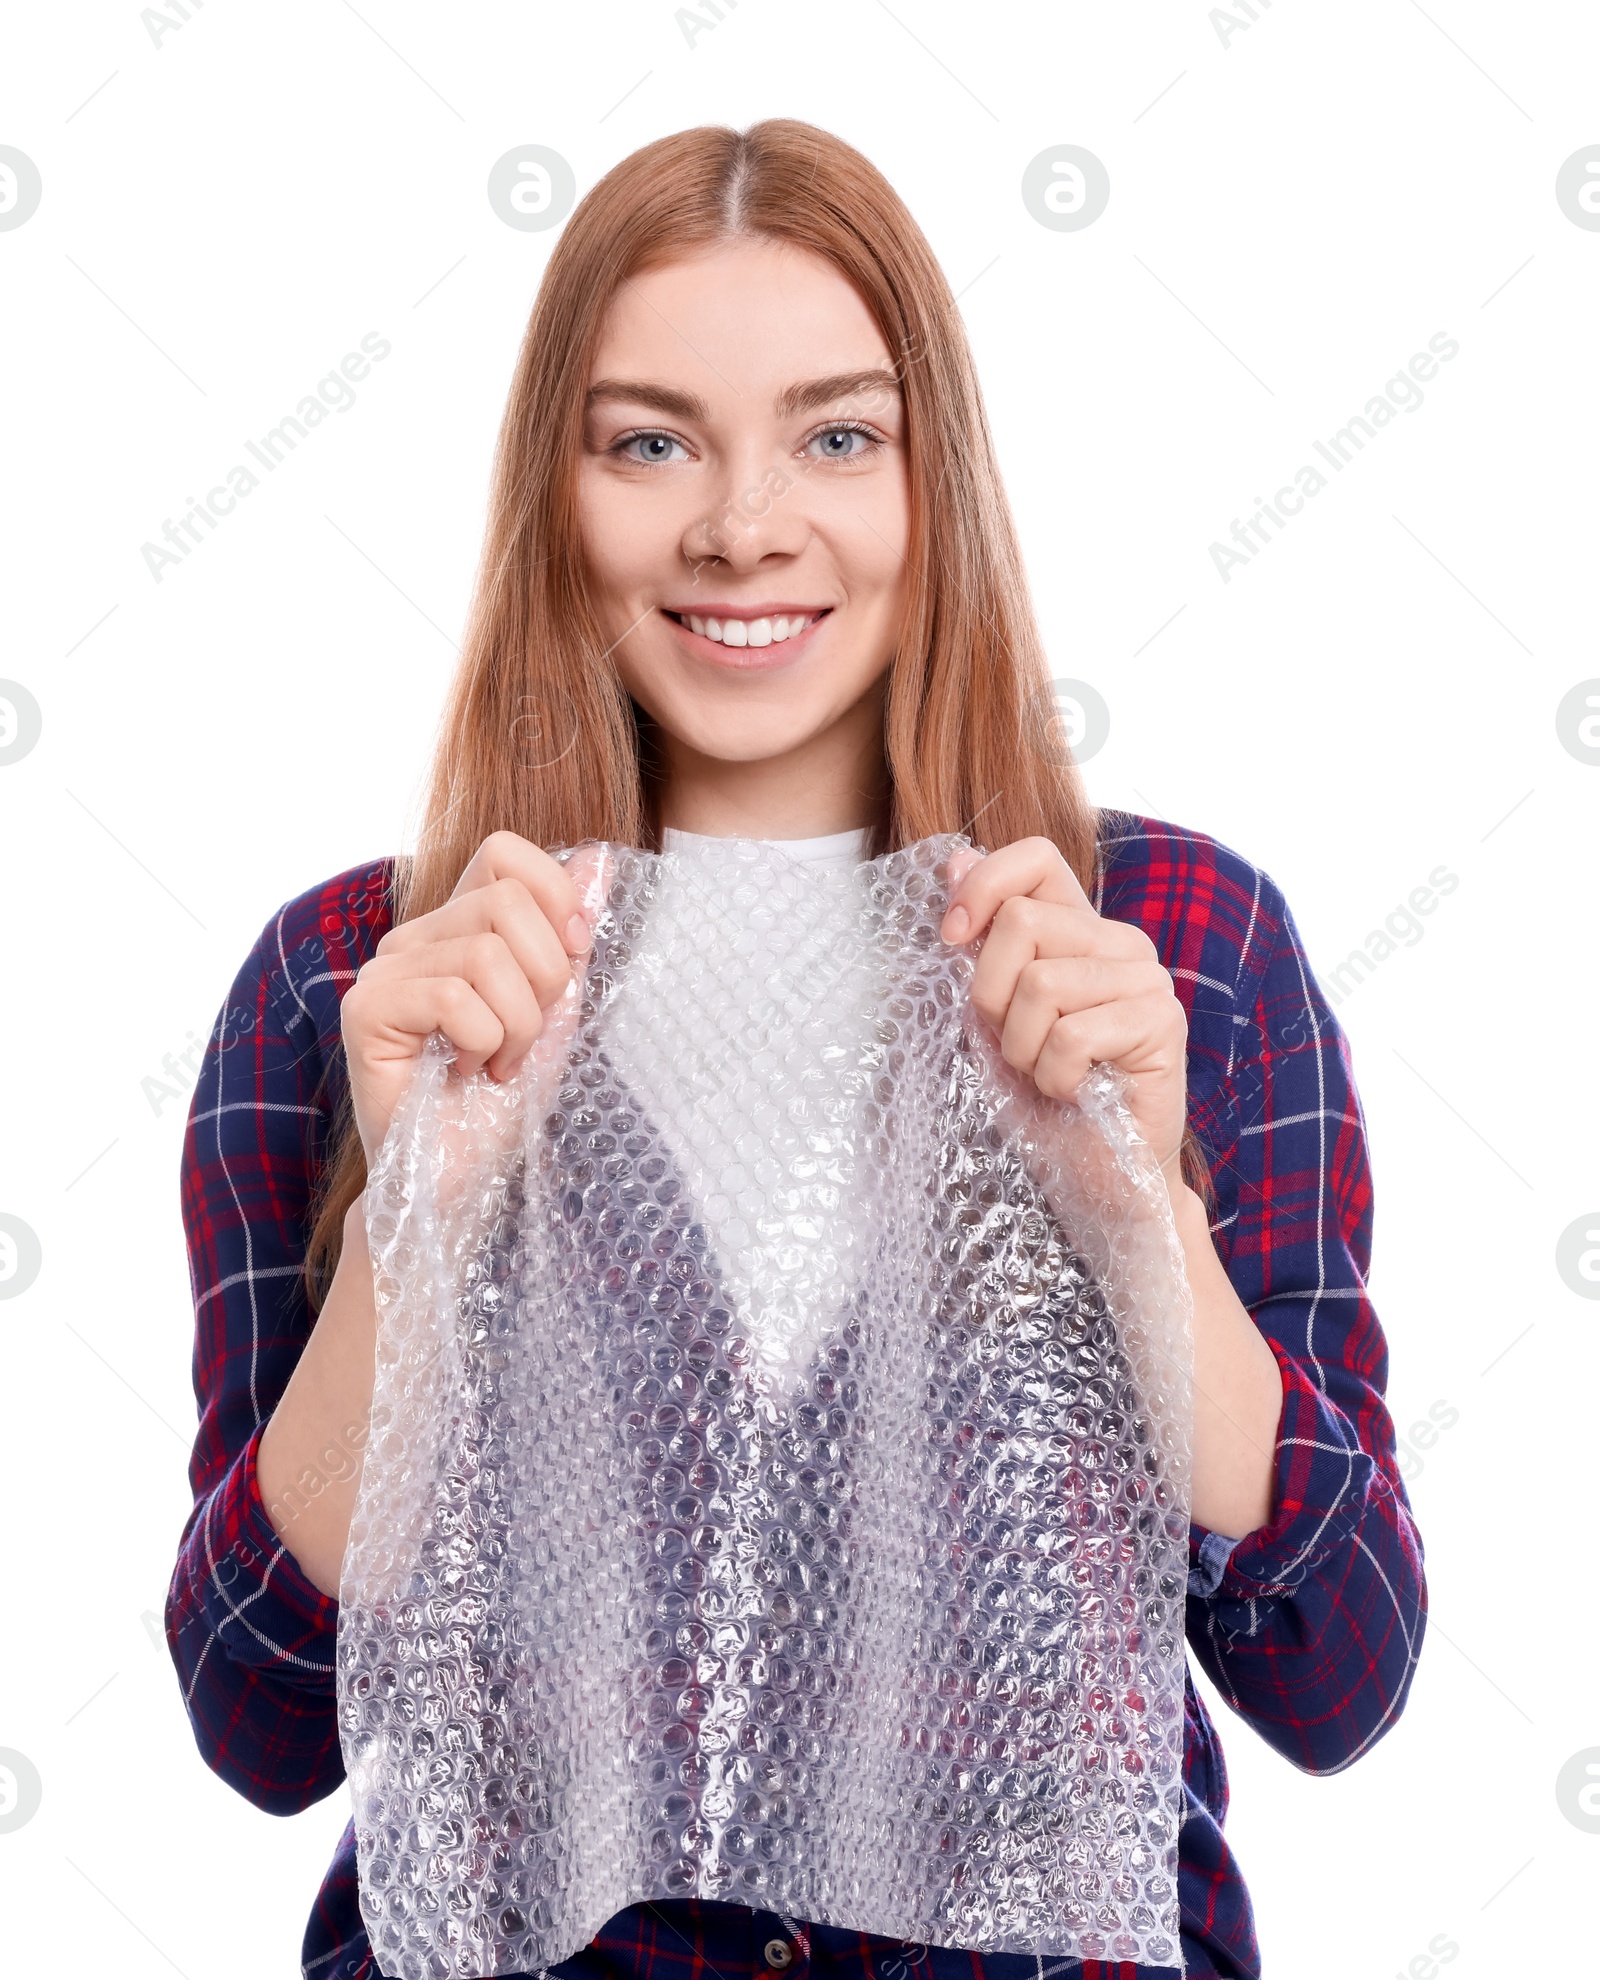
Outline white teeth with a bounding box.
[681,611,816,646]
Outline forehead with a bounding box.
[589,238,894,406]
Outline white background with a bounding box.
[2,2,1598,1974]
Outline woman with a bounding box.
[166,120,1425,1980]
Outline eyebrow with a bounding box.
[586,378,712,423]
[775,368,903,418]
[585,367,903,426]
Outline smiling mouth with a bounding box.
[663,608,830,649]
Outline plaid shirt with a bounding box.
[165,810,1426,1980]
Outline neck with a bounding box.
[654,700,887,842]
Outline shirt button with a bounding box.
[763,1940,795,1970]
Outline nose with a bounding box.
[681,455,810,574]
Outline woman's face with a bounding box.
[576,237,910,808]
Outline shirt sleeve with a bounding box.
[1182,876,1428,1775]
[164,903,353,1815]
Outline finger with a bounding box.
[449,845,611,1078]
[1029,990,1186,1109]
[379,877,576,1011]
[984,954,1159,1065]
[969,901,1158,1023]
[940,836,1089,945]
[362,848,613,1096]
[344,969,512,1080]
[356,936,545,1078]
[450,830,592,957]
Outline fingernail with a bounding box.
[943,905,970,943]
[565,913,591,953]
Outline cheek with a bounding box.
[578,469,702,608]
[818,470,910,612]
[574,471,631,599]
[576,469,684,593]
[854,525,911,619]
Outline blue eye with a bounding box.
[806,425,875,460]
[618,431,688,465]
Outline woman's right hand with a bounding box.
[339,831,607,1167]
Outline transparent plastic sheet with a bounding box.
[339,833,1195,1978]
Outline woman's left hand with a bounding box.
[941,837,1191,1187]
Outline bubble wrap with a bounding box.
[339,834,1194,1977]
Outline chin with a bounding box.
[677,715,825,765]
[629,676,840,759]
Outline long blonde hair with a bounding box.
[305,119,1212,1302]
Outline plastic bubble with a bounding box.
[339,834,1192,1972]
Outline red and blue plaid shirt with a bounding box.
[166,810,1426,1980]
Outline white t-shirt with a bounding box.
[599,826,875,1385]
[660,825,871,868]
